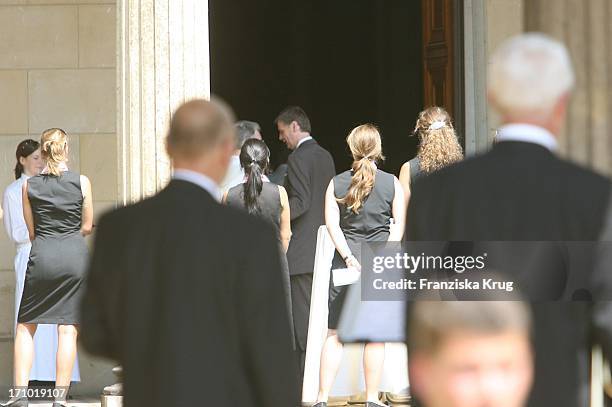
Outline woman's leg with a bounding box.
[55,324,78,402]
[363,342,385,402]
[316,330,344,402]
[14,323,37,387]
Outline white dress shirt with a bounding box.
[173,169,222,202]
[296,135,313,149]
[219,155,245,192]
[496,123,558,152]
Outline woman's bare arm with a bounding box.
[389,177,406,241]
[278,186,292,253]
[325,180,360,270]
[398,162,412,209]
[80,175,94,236]
[21,180,35,241]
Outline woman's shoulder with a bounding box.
[376,168,396,180]
[3,178,23,200]
[333,169,352,180]
[226,183,244,199]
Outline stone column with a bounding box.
[463,0,490,156]
[117,0,210,204]
[526,0,612,177]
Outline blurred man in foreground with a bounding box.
[408,301,533,407]
[405,33,612,406]
[81,99,298,407]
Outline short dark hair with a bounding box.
[235,120,261,149]
[274,106,311,133]
[408,301,531,355]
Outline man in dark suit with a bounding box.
[276,106,336,391]
[81,99,299,407]
[405,34,612,407]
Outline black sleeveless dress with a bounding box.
[328,169,395,329]
[408,156,424,183]
[18,171,88,324]
[225,182,295,346]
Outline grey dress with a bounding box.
[18,170,88,324]
[328,169,395,329]
[225,182,295,347]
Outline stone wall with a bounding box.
[526,0,612,177]
[482,0,612,177]
[0,0,118,396]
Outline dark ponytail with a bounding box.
[239,138,270,215]
[14,139,40,179]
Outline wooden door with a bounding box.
[422,0,457,118]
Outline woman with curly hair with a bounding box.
[399,107,463,203]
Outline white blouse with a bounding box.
[2,174,29,246]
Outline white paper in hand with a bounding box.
[332,267,360,287]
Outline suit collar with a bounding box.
[172,169,221,202]
[166,178,219,203]
[295,137,315,150]
[496,123,558,152]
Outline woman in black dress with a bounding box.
[314,124,405,407]
[223,138,294,346]
[11,128,93,407]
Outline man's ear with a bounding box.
[221,136,235,157]
[165,139,172,157]
[291,121,299,133]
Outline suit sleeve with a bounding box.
[80,214,123,361]
[286,152,311,220]
[591,193,612,361]
[237,222,300,407]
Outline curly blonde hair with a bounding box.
[414,107,463,173]
[337,124,385,214]
[40,128,68,176]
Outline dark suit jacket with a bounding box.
[81,180,299,407]
[405,141,612,407]
[285,139,335,276]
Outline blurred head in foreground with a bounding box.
[166,98,236,184]
[488,33,575,136]
[408,301,533,407]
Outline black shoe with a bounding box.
[1,397,28,407]
[312,403,327,407]
[365,402,387,407]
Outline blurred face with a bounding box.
[277,121,298,150]
[411,331,533,407]
[20,148,44,177]
[253,130,262,140]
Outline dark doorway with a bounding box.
[209,0,424,175]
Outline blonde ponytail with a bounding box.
[337,124,384,214]
[40,128,68,176]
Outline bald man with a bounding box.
[81,99,299,407]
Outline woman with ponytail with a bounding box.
[314,124,405,407]
[3,139,81,388]
[223,138,294,346]
[399,107,463,204]
[9,129,91,407]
